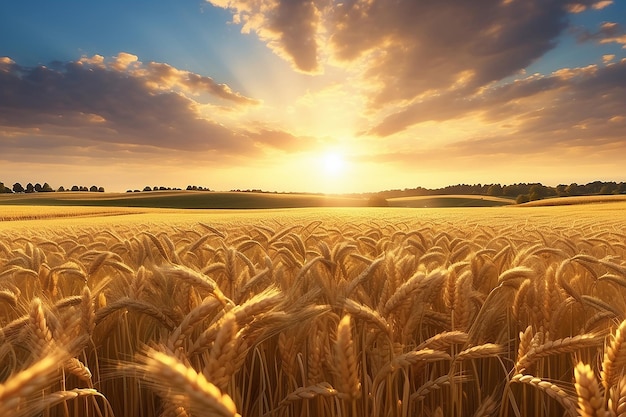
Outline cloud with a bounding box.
[247,128,313,152]
[567,0,613,12]
[575,21,626,47]
[142,61,260,105]
[0,55,301,162]
[327,0,600,107]
[368,59,626,166]
[207,0,325,73]
[209,0,614,106]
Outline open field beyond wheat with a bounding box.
[1,203,626,417]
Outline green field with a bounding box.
[0,190,367,209]
[0,191,521,209]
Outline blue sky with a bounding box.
[1,0,625,193]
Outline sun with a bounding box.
[322,153,346,176]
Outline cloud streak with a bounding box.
[575,21,626,47]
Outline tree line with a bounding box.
[362,181,626,203]
[1,181,211,194]
[125,185,210,192]
[0,182,104,193]
[2,179,626,203]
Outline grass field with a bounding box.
[388,194,514,208]
[0,191,367,209]
[1,202,626,416]
[0,190,520,209]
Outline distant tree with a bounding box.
[71,185,79,191]
[585,181,604,194]
[555,184,567,197]
[503,184,531,198]
[98,187,105,192]
[80,186,88,191]
[529,184,550,201]
[25,183,35,193]
[13,183,24,193]
[566,183,581,196]
[58,186,65,192]
[617,183,626,194]
[487,184,503,197]
[368,195,389,207]
[90,185,98,192]
[34,183,42,192]
[516,194,531,204]
[0,182,4,193]
[143,186,152,192]
[600,183,617,195]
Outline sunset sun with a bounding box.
[322,153,346,176]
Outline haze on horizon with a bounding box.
[1,0,625,194]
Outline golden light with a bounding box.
[322,152,346,176]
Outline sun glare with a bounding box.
[322,153,346,176]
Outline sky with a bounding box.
[1,0,625,194]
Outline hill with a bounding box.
[387,195,514,208]
[515,194,626,207]
[0,190,367,209]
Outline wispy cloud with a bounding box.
[574,21,626,47]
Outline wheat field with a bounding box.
[1,204,626,417]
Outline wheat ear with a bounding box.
[333,315,361,400]
[204,311,238,390]
[0,351,66,415]
[416,331,469,351]
[511,374,578,416]
[279,382,338,405]
[168,296,221,350]
[28,297,53,355]
[516,333,602,374]
[373,348,451,389]
[454,343,504,361]
[574,362,606,417]
[602,319,626,391]
[609,375,626,417]
[137,347,241,417]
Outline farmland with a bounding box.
[0,191,367,209]
[0,190,520,209]
[1,202,626,416]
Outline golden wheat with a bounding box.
[1,204,626,416]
